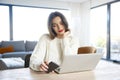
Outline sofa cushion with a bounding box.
[2,52,31,60]
[1,41,25,52]
[25,41,37,51]
[0,46,14,54]
[1,58,24,69]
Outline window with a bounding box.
[90,1,120,62]
[13,6,71,40]
[0,6,10,41]
[90,5,107,58]
[111,1,120,61]
[0,4,70,41]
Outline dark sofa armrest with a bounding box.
[0,60,8,70]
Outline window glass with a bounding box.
[90,5,107,58]
[0,6,9,41]
[111,2,120,61]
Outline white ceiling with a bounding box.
[52,0,89,3]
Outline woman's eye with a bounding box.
[52,24,57,27]
[53,25,56,27]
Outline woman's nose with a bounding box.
[57,24,61,29]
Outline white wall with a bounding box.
[68,1,91,46]
[79,1,91,46]
[0,0,71,9]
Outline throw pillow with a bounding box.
[0,46,14,54]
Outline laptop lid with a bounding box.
[55,53,103,74]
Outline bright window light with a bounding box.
[0,6,9,41]
[13,6,71,41]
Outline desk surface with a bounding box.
[0,60,120,80]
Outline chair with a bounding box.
[78,46,96,54]
[24,54,31,68]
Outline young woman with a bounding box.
[30,11,79,72]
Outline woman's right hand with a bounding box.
[63,31,70,38]
[40,61,49,72]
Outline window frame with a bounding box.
[90,0,120,61]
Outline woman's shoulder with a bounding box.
[39,33,51,40]
[41,33,50,37]
[66,33,76,39]
[67,34,79,42]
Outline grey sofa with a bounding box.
[0,40,37,60]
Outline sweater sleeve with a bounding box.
[29,34,48,71]
[61,36,79,56]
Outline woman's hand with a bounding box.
[63,31,70,38]
[57,31,70,39]
[40,61,49,72]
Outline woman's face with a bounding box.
[52,16,65,36]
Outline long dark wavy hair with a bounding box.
[48,11,70,39]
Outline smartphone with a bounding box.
[46,61,59,73]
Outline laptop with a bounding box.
[54,53,103,74]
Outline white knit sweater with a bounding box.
[30,34,79,71]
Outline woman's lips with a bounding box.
[58,30,63,32]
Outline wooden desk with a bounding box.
[0,60,120,80]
